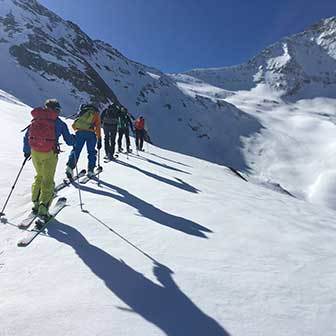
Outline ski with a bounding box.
[103,154,119,163]
[18,211,37,229]
[79,166,103,184]
[17,197,67,247]
[17,170,85,229]
[55,169,86,192]
[118,149,132,154]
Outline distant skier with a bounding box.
[66,104,102,178]
[117,107,134,153]
[134,116,146,151]
[23,99,75,219]
[100,102,120,160]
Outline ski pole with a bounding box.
[98,148,101,169]
[134,130,139,156]
[97,148,101,186]
[146,140,149,153]
[0,156,30,217]
[144,127,150,153]
[125,135,129,160]
[73,150,84,212]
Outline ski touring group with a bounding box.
[0,98,151,245]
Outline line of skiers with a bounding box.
[23,99,149,220]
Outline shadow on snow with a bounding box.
[127,153,191,175]
[113,160,199,194]
[48,221,230,336]
[74,179,211,239]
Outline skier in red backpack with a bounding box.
[23,99,75,219]
[134,116,146,151]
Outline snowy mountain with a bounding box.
[1,90,336,336]
[184,17,336,100]
[0,0,260,170]
[1,0,336,208]
[171,18,336,209]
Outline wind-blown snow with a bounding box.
[1,91,336,336]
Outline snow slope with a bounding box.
[1,92,336,335]
[173,73,336,209]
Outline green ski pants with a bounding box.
[31,150,58,207]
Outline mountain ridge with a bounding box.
[184,16,336,99]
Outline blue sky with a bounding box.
[39,0,336,73]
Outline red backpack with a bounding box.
[28,108,58,152]
[135,118,145,130]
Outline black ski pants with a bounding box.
[135,129,145,150]
[103,125,118,156]
[118,127,131,150]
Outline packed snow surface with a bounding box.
[1,91,336,336]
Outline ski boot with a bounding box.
[37,203,51,224]
[32,201,39,215]
[87,168,94,178]
[65,165,74,179]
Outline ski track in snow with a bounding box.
[1,91,336,336]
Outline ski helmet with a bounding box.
[45,99,61,113]
[80,104,97,112]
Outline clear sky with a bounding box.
[38,0,336,73]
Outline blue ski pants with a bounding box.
[67,131,97,171]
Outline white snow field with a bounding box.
[1,93,336,336]
[173,75,336,209]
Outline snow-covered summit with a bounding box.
[185,17,336,100]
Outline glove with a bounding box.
[24,152,31,159]
[97,138,102,150]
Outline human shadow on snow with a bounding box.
[147,152,192,168]
[73,179,211,238]
[127,153,191,175]
[48,221,230,336]
[114,160,199,194]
